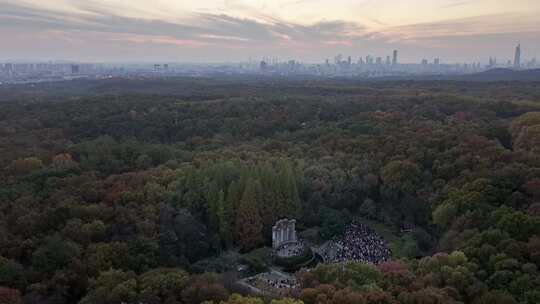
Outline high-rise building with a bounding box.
[288,60,296,71]
[260,60,268,71]
[386,56,391,65]
[392,50,398,65]
[366,55,373,65]
[514,44,521,68]
[434,58,440,65]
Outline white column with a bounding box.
[292,220,297,241]
[288,224,292,241]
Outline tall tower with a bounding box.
[514,44,521,68]
[392,50,398,65]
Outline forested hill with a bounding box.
[1,78,540,304]
[422,68,540,82]
[459,68,540,81]
[2,77,540,102]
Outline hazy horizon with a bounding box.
[1,0,539,63]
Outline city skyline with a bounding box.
[0,0,539,62]
[0,44,535,67]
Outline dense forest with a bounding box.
[1,78,540,304]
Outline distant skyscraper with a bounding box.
[514,44,521,68]
[366,55,373,65]
[260,60,268,71]
[434,58,440,65]
[386,56,391,65]
[392,50,398,65]
[71,64,79,74]
[288,60,296,71]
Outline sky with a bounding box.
[0,0,539,63]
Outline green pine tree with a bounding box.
[234,179,264,251]
[277,160,302,219]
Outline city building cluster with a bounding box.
[256,44,538,77]
[1,44,537,84]
[0,62,122,84]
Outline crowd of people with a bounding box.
[245,272,299,294]
[321,223,391,264]
[276,239,307,257]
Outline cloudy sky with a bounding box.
[1,0,539,63]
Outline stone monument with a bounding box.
[272,218,297,249]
